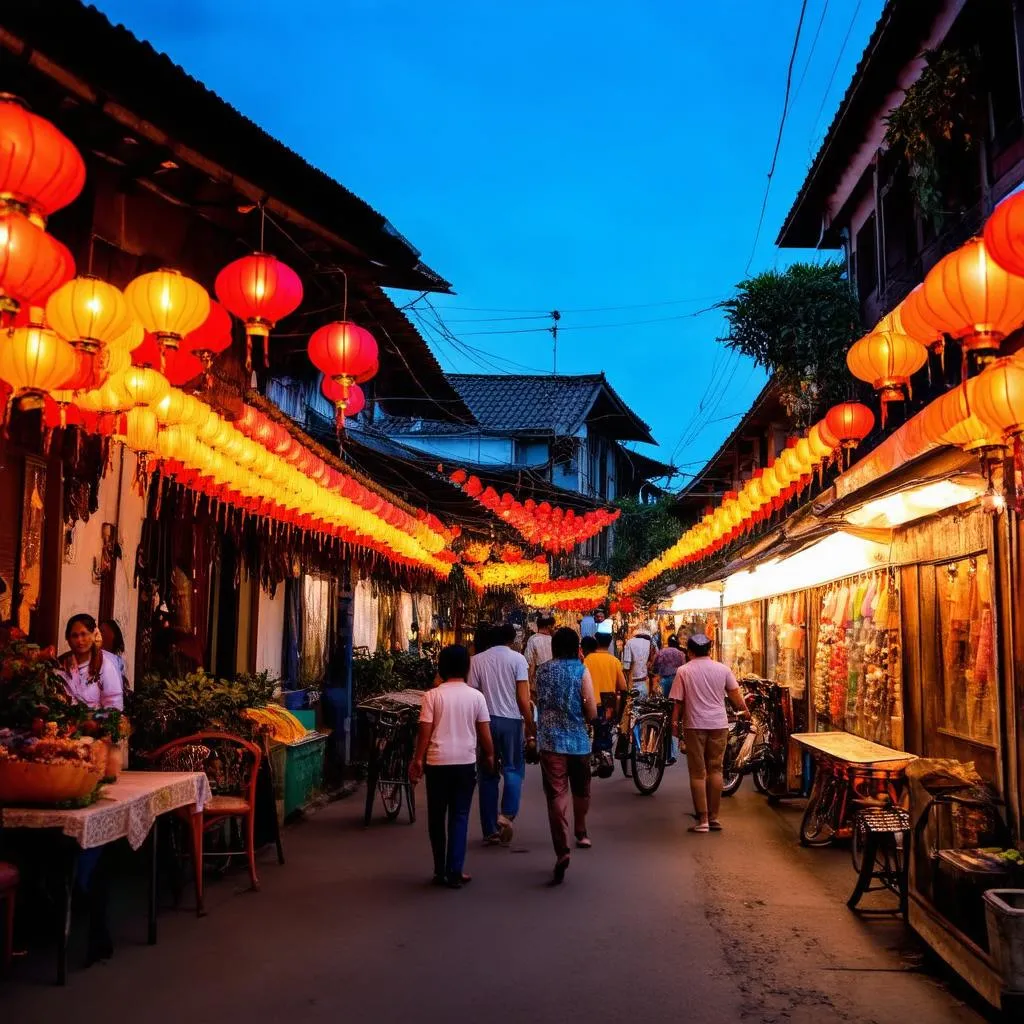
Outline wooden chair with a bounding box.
[147,732,262,915]
[0,860,18,971]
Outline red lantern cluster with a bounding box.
[308,321,378,432]
[447,469,620,553]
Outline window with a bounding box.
[855,214,879,300]
[934,555,996,745]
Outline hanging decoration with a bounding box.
[982,189,1024,278]
[124,268,210,363]
[846,330,927,424]
[446,467,620,553]
[0,209,74,319]
[215,252,303,372]
[523,574,610,610]
[183,299,234,386]
[307,321,378,430]
[824,402,875,454]
[0,317,76,411]
[320,375,366,432]
[460,541,492,564]
[473,560,550,589]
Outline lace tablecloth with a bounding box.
[1,771,211,850]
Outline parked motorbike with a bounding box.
[721,678,791,797]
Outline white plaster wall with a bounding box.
[256,585,285,680]
[59,447,146,683]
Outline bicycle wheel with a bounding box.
[631,715,667,795]
[800,774,838,847]
[377,740,403,820]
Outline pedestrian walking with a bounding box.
[668,634,749,833]
[468,623,532,845]
[525,613,555,692]
[534,627,598,884]
[409,645,495,888]
[622,624,657,694]
[651,633,686,698]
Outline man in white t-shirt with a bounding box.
[468,623,532,845]
[622,628,657,692]
[410,645,494,888]
[669,634,748,834]
[525,613,555,692]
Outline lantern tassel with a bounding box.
[1016,437,1024,515]
[263,334,270,369]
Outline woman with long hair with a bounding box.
[534,627,597,884]
[60,613,124,710]
[99,618,129,690]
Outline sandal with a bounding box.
[708,820,723,831]
[575,834,592,849]
[688,822,710,834]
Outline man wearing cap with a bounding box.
[669,634,749,834]
[621,624,657,694]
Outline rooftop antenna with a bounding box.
[550,310,561,374]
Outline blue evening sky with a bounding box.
[93,0,884,482]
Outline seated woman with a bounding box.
[99,618,129,692]
[60,613,124,711]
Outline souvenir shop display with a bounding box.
[937,555,996,746]
[766,593,806,698]
[721,601,763,678]
[812,569,903,747]
[668,610,720,652]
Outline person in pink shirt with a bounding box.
[669,634,748,833]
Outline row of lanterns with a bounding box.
[846,190,1024,424]
[618,401,875,595]
[447,468,621,553]
[0,96,457,575]
[464,560,551,592]
[523,573,611,610]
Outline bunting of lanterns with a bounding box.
[446,468,621,553]
[472,560,550,589]
[617,406,866,595]
[523,574,610,610]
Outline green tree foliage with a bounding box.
[602,496,683,584]
[720,261,862,427]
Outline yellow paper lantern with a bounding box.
[119,365,169,408]
[124,406,159,453]
[45,275,131,355]
[0,321,76,402]
[125,268,210,351]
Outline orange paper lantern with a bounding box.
[846,330,928,404]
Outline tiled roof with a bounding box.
[2,1,450,292]
[377,373,655,443]
[776,0,939,248]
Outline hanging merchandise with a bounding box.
[811,568,902,747]
[721,601,763,678]
[766,592,806,698]
[215,251,303,372]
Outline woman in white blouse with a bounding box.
[59,613,124,711]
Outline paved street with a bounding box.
[4,765,993,1024]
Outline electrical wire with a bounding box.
[455,303,725,337]
[791,0,831,108]
[807,0,864,152]
[743,0,810,276]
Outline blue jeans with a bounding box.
[479,716,525,837]
[425,764,477,881]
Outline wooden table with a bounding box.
[1,770,210,983]
[790,732,915,847]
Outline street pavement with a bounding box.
[3,762,995,1023]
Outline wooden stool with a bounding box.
[847,807,911,916]
[0,860,18,971]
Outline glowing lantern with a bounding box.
[109,320,145,353]
[983,190,1024,278]
[45,275,131,354]
[307,321,378,417]
[808,420,838,462]
[124,406,160,453]
[157,423,198,465]
[846,330,927,422]
[102,343,131,379]
[124,269,210,357]
[184,299,233,383]
[321,375,366,430]
[917,239,1024,359]
[930,382,1007,454]
[119,365,170,409]
[165,349,203,387]
[153,388,188,426]
[970,356,1024,440]
[0,319,76,407]
[0,96,86,225]
[825,402,875,452]
[214,252,302,371]
[0,209,74,315]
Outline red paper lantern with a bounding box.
[0,96,86,224]
[215,252,302,370]
[184,299,234,382]
[825,402,875,450]
[984,190,1024,278]
[165,349,204,387]
[321,375,365,429]
[307,321,378,416]
[0,209,74,315]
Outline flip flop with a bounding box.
[575,835,592,849]
[708,820,723,831]
[688,823,710,834]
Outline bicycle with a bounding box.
[799,757,903,847]
[617,688,673,795]
[359,699,419,826]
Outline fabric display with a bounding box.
[938,556,995,744]
[722,602,763,678]
[766,593,806,698]
[812,569,902,745]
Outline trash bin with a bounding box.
[983,889,1024,994]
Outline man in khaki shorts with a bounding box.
[669,635,749,833]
